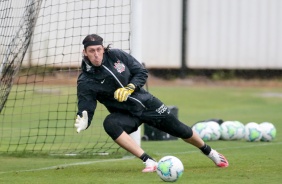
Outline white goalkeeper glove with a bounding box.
[75,110,88,133]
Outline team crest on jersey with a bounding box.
[114,60,125,73]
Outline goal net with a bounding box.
[0,0,131,155]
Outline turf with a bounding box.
[0,84,282,184]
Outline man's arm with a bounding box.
[77,79,97,128]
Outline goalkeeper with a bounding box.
[75,34,229,172]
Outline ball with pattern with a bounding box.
[157,156,184,182]
[206,121,221,141]
[259,122,276,142]
[192,122,213,141]
[220,121,238,140]
[244,122,263,142]
[233,121,245,140]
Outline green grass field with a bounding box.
[0,83,282,184]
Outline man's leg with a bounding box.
[183,130,229,167]
[142,100,229,167]
[103,113,157,172]
[182,129,205,147]
[115,131,144,157]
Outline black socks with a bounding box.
[200,144,212,155]
[139,153,154,162]
[140,146,211,162]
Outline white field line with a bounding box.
[0,141,281,174]
[0,156,134,175]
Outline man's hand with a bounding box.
[75,110,88,133]
[114,83,135,102]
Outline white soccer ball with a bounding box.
[157,156,184,182]
[232,121,245,140]
[192,122,213,141]
[244,122,263,142]
[220,121,238,140]
[206,121,221,141]
[259,122,277,142]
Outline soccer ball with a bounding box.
[192,121,221,141]
[220,121,238,140]
[192,122,212,141]
[259,122,276,142]
[232,121,245,140]
[244,122,263,142]
[157,156,184,182]
[205,121,221,141]
[192,122,213,141]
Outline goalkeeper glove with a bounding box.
[114,83,135,102]
[75,110,88,133]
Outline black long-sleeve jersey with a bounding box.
[77,49,152,127]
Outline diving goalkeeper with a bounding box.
[75,34,229,172]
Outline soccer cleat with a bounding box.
[142,158,157,172]
[207,149,229,167]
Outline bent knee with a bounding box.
[103,115,123,140]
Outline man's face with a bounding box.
[83,45,104,66]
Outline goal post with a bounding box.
[129,0,143,146]
[0,0,141,155]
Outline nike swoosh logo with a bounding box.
[101,79,105,84]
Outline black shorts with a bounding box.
[103,97,193,140]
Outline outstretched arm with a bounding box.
[76,77,97,129]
